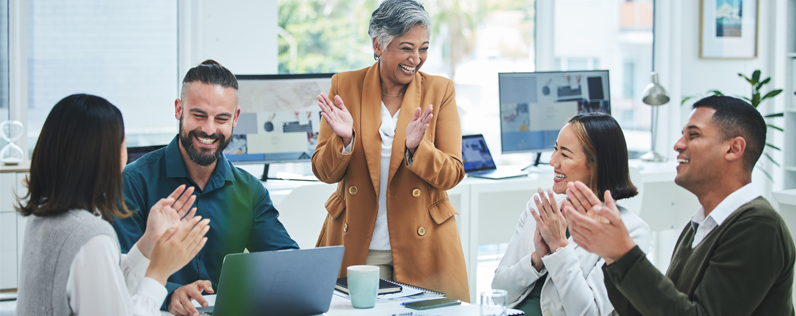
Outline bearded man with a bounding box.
[112,60,298,316]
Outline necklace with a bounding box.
[382,92,404,97]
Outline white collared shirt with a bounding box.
[66,238,167,315]
[370,102,400,250]
[690,183,761,248]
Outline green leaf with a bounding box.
[681,96,694,106]
[752,93,761,107]
[767,124,784,132]
[764,152,781,167]
[765,112,784,118]
[766,143,782,151]
[755,165,774,182]
[756,77,771,90]
[707,90,724,96]
[740,96,752,102]
[761,89,783,101]
[752,70,761,84]
[740,74,754,85]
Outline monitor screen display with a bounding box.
[498,70,610,154]
[226,74,334,164]
[462,134,496,172]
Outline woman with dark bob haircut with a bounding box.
[16,94,210,315]
[492,113,650,316]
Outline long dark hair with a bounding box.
[568,113,638,201]
[16,94,132,221]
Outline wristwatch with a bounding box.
[545,246,565,258]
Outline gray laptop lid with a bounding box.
[211,246,345,316]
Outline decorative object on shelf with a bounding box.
[640,73,669,162]
[681,69,783,180]
[0,120,24,165]
[700,0,758,59]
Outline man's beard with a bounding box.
[179,118,231,166]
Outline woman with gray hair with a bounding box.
[312,0,469,302]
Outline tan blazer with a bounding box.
[312,62,469,302]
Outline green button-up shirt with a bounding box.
[112,136,298,309]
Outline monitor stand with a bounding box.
[261,164,270,182]
[521,153,545,171]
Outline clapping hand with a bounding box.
[318,93,354,146]
[145,216,210,287]
[530,188,569,252]
[406,105,433,154]
[139,185,198,258]
[564,181,608,224]
[563,181,636,265]
[531,224,549,272]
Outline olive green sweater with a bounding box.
[603,197,795,315]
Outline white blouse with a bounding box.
[65,237,167,315]
[492,194,651,316]
[340,101,400,250]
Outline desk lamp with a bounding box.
[640,72,669,162]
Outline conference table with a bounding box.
[161,293,524,316]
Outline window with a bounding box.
[623,59,636,98]
[26,0,178,151]
[0,0,8,125]
[553,0,653,155]
[278,0,537,165]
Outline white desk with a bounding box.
[157,293,521,316]
[773,189,796,304]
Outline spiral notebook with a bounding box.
[383,279,446,297]
[333,279,446,301]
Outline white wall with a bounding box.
[178,0,278,81]
[656,0,787,197]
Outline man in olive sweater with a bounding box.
[564,95,795,315]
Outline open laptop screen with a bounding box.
[462,135,497,172]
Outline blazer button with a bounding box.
[417,226,426,236]
[344,223,348,232]
[349,186,358,196]
[412,188,421,198]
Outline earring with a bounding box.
[374,54,380,61]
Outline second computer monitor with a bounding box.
[498,70,610,154]
[226,73,334,164]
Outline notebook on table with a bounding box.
[335,277,402,294]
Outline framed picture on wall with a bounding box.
[700,0,759,59]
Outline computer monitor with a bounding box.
[226,73,334,165]
[498,70,610,154]
[127,145,166,164]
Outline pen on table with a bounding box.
[400,299,431,305]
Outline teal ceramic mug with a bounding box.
[347,265,380,308]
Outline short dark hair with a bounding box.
[180,59,238,101]
[568,113,638,201]
[692,95,766,171]
[16,94,131,221]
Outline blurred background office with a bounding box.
[2,0,795,303]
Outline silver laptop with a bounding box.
[198,246,345,316]
[462,134,527,180]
